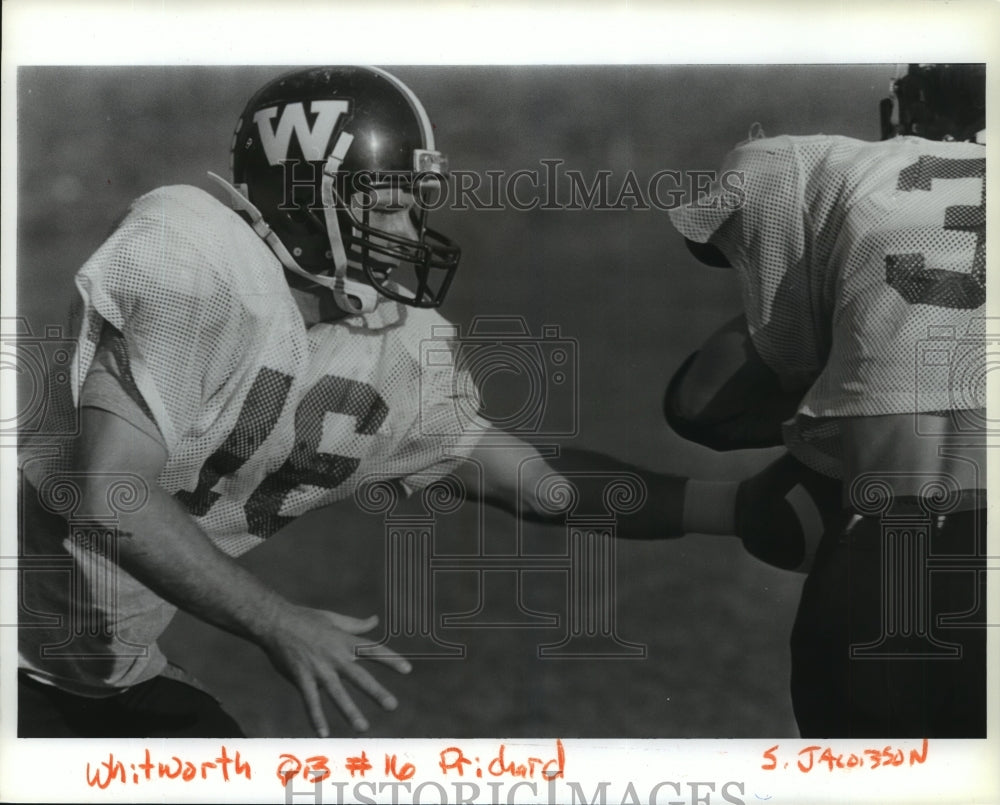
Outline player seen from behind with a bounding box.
[656,66,987,737]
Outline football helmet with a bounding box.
[209,66,460,313]
[880,63,986,144]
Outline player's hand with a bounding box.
[261,603,411,737]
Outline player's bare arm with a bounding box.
[74,405,411,737]
[452,429,563,520]
[458,424,840,574]
[535,445,838,572]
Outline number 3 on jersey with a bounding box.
[885,154,985,310]
[176,367,389,538]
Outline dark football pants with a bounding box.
[790,509,986,738]
[18,669,245,738]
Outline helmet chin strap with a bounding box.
[318,133,376,315]
[207,158,379,314]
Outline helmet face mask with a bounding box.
[227,66,461,311]
[342,188,459,308]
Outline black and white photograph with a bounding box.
[2,3,997,804]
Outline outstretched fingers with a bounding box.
[338,660,400,714]
[282,608,415,734]
[353,641,412,676]
[319,672,370,733]
[294,672,332,738]
[324,610,413,673]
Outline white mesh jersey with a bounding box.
[19,185,484,692]
[669,134,986,476]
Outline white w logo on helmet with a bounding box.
[253,100,349,165]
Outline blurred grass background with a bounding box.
[17,64,891,738]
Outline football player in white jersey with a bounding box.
[17,66,567,738]
[662,73,987,737]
